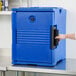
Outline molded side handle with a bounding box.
[51,25,59,49]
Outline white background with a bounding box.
[0,0,76,59]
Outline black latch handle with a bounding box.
[51,25,59,49]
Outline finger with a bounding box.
[55,36,60,39]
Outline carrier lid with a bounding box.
[12,7,64,12]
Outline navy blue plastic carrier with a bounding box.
[12,7,66,66]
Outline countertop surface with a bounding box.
[0,56,76,75]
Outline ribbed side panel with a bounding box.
[16,29,50,45]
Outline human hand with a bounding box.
[55,34,66,40]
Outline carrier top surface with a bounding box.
[12,7,65,12]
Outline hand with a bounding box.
[55,34,66,40]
